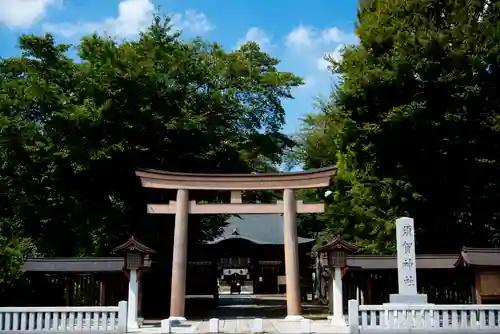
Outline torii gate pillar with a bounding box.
[169,189,189,320]
[283,188,302,320]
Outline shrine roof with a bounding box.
[207,214,315,245]
[22,257,124,272]
[111,236,156,254]
[21,249,500,272]
[455,247,500,267]
[315,237,359,253]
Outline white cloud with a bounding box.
[171,10,214,35]
[0,0,60,29]
[43,0,153,38]
[322,27,349,44]
[237,27,272,50]
[43,0,214,39]
[286,24,356,52]
[284,25,357,76]
[285,25,314,49]
[275,25,358,133]
[317,44,345,71]
[316,57,330,72]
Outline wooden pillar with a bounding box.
[99,278,106,306]
[283,188,302,320]
[169,189,189,321]
[364,274,372,304]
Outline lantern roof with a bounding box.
[112,236,156,254]
[315,236,359,254]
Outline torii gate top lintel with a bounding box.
[135,166,336,190]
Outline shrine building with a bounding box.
[187,214,315,296]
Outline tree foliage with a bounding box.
[0,15,302,285]
[294,103,398,254]
[297,0,500,253]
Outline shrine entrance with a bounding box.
[218,256,253,295]
[135,167,335,320]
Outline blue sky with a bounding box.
[0,0,359,135]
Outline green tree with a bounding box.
[0,14,303,284]
[292,103,397,254]
[299,0,500,253]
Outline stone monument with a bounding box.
[388,217,428,304]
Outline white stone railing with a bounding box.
[0,301,127,333]
[348,299,500,333]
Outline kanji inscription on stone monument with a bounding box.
[396,217,417,295]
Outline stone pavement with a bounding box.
[132,295,349,333]
[134,318,349,333]
[207,294,289,319]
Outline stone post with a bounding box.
[283,188,303,320]
[388,217,428,304]
[328,270,334,318]
[169,189,189,321]
[331,267,344,326]
[127,269,139,329]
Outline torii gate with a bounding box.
[135,167,335,321]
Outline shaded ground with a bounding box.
[183,294,328,320]
[142,295,331,333]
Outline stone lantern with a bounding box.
[315,237,358,327]
[112,236,155,330]
[112,236,155,270]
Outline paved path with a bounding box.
[136,318,348,333]
[208,295,288,319]
[135,295,347,333]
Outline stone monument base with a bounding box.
[388,294,428,304]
